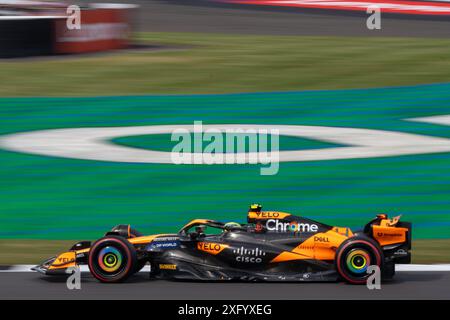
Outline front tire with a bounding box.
[88,235,137,283]
[335,236,383,285]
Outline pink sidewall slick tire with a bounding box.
[335,236,383,285]
[88,235,137,283]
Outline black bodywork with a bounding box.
[148,230,339,282]
[33,207,412,283]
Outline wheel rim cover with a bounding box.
[98,246,123,272]
[345,249,370,274]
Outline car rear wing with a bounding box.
[364,214,412,264]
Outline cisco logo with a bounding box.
[233,246,266,263]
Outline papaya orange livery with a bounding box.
[248,211,291,220]
[32,204,411,285]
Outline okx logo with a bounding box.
[233,246,266,263]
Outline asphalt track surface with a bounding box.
[1,271,449,299]
[97,0,450,37]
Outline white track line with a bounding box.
[2,123,450,163]
[2,264,450,273]
[407,115,450,126]
[395,264,450,272]
[0,265,151,273]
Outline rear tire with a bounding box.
[335,236,384,285]
[88,235,137,283]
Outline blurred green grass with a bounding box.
[0,239,448,265]
[1,33,450,96]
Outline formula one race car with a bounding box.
[33,204,412,284]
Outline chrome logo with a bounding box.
[98,246,123,272]
[266,219,319,232]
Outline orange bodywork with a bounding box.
[270,229,348,263]
[48,251,77,270]
[372,215,408,246]
[128,234,174,245]
[372,225,407,246]
[248,211,291,220]
[332,226,354,237]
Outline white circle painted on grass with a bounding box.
[0,123,450,163]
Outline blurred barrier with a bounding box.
[53,4,138,54]
[0,16,57,58]
[0,3,138,58]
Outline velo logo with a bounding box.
[197,242,228,255]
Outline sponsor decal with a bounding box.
[394,249,408,256]
[255,212,280,218]
[377,232,403,237]
[57,23,129,43]
[248,211,290,220]
[297,245,314,250]
[314,236,329,243]
[266,219,319,233]
[159,264,177,270]
[154,236,179,241]
[148,237,180,250]
[255,223,263,232]
[197,242,228,255]
[373,227,406,245]
[54,252,76,265]
[233,246,266,263]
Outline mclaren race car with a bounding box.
[33,204,412,284]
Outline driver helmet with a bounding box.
[224,222,241,230]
